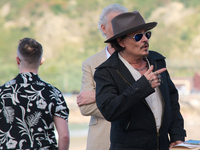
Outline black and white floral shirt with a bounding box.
[0,72,69,150]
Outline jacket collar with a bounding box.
[96,50,166,85]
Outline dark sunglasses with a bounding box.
[127,31,151,42]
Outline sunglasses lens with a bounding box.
[145,31,151,39]
[134,34,143,42]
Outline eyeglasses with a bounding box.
[127,31,151,42]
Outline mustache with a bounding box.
[141,42,149,49]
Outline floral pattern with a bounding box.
[6,139,17,149]
[0,72,69,149]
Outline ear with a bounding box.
[40,57,45,65]
[101,24,106,34]
[117,37,125,48]
[16,57,20,65]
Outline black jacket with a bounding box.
[94,51,186,150]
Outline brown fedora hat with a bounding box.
[105,11,157,43]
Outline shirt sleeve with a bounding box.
[50,87,69,121]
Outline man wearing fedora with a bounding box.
[76,4,128,150]
[94,11,186,150]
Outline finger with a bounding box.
[146,65,154,74]
[77,93,81,98]
[76,95,80,101]
[77,100,81,106]
[169,142,176,148]
[153,72,158,76]
[149,79,154,84]
[155,68,167,75]
[79,101,84,107]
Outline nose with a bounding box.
[141,33,149,42]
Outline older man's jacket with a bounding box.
[79,48,111,150]
[94,51,186,150]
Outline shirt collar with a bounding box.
[106,45,111,59]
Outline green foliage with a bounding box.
[179,0,200,8]
[128,0,165,18]
[83,29,105,56]
[0,0,200,93]
[76,0,101,11]
[50,4,64,15]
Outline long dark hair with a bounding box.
[110,35,126,52]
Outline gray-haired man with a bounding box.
[76,4,128,150]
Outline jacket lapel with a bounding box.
[113,52,136,85]
[114,53,149,106]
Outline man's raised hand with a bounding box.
[144,65,167,88]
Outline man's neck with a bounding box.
[19,69,38,74]
[107,43,115,55]
[119,51,145,67]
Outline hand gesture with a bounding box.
[144,65,167,88]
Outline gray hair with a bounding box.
[98,4,128,38]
